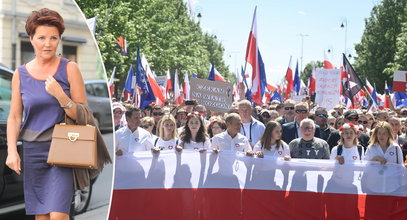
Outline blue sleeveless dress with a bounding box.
[19,57,74,215]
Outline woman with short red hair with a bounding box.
[5,8,87,220]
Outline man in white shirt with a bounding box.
[212,113,252,152]
[116,106,153,156]
[237,100,265,147]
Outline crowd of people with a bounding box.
[113,98,407,166]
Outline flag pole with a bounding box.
[242,6,257,101]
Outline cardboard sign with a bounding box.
[315,68,341,109]
[393,70,407,93]
[190,78,233,113]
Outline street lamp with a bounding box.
[298,33,309,72]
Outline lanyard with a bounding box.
[242,121,253,144]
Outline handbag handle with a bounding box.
[64,104,89,125]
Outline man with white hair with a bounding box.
[237,100,265,147]
[289,118,330,159]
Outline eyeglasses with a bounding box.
[301,126,314,131]
[141,125,152,129]
[261,114,270,118]
[284,107,295,110]
[347,117,358,121]
[295,109,308,114]
[316,114,328,118]
[113,110,123,114]
[358,120,368,124]
[153,112,164,116]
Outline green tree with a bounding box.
[300,60,323,83]
[75,0,233,96]
[354,0,407,93]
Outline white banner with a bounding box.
[114,150,407,196]
[315,68,341,109]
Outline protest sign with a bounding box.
[190,78,233,113]
[315,68,341,109]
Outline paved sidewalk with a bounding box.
[75,204,109,220]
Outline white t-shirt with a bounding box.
[180,138,211,150]
[153,137,178,151]
[253,141,290,157]
[330,145,364,162]
[115,126,153,154]
[364,143,404,164]
[212,131,252,152]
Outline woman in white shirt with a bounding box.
[177,111,210,151]
[330,123,364,164]
[364,121,403,164]
[151,115,178,152]
[253,121,290,159]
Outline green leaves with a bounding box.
[75,0,233,96]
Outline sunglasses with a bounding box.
[153,112,164,116]
[285,107,295,110]
[113,110,123,114]
[141,125,152,129]
[358,120,368,124]
[295,109,308,114]
[261,114,271,118]
[316,114,328,118]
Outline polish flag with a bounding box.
[308,69,316,94]
[141,54,165,104]
[110,151,407,220]
[173,70,182,104]
[108,66,116,98]
[285,56,293,98]
[183,72,190,100]
[165,70,172,99]
[384,81,391,109]
[324,50,334,69]
[245,7,262,105]
[366,79,382,103]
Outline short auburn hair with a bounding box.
[25,8,65,37]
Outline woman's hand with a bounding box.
[335,155,345,164]
[5,151,21,175]
[176,146,183,152]
[256,151,264,158]
[116,149,123,156]
[246,151,254,157]
[45,75,64,99]
[284,155,291,161]
[372,156,387,164]
[199,148,207,153]
[151,147,161,154]
[212,148,219,154]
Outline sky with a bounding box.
[188,0,377,85]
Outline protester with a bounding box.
[314,107,340,149]
[175,108,187,128]
[364,121,403,164]
[289,119,330,159]
[358,114,370,133]
[211,113,252,153]
[151,104,164,134]
[238,100,265,147]
[343,110,370,149]
[253,121,290,159]
[208,118,227,138]
[151,115,178,152]
[259,109,273,124]
[327,116,336,127]
[282,102,321,144]
[140,116,155,137]
[277,99,296,125]
[387,116,407,159]
[334,116,345,129]
[330,123,364,164]
[112,102,125,131]
[177,111,210,151]
[116,107,153,156]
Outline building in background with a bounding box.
[0,0,104,80]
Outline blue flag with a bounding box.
[135,47,155,109]
[258,50,267,99]
[124,65,135,94]
[208,64,215,81]
[371,85,379,106]
[293,60,300,95]
[271,91,282,103]
[241,67,252,102]
[192,73,197,78]
[395,92,407,107]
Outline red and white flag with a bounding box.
[108,66,116,98]
[308,68,316,94]
[141,54,165,104]
[393,70,407,92]
[173,70,182,104]
[245,7,262,105]
[324,50,334,69]
[183,72,190,100]
[285,56,293,98]
[165,70,172,99]
[110,151,407,220]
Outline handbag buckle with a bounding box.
[68,132,80,142]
